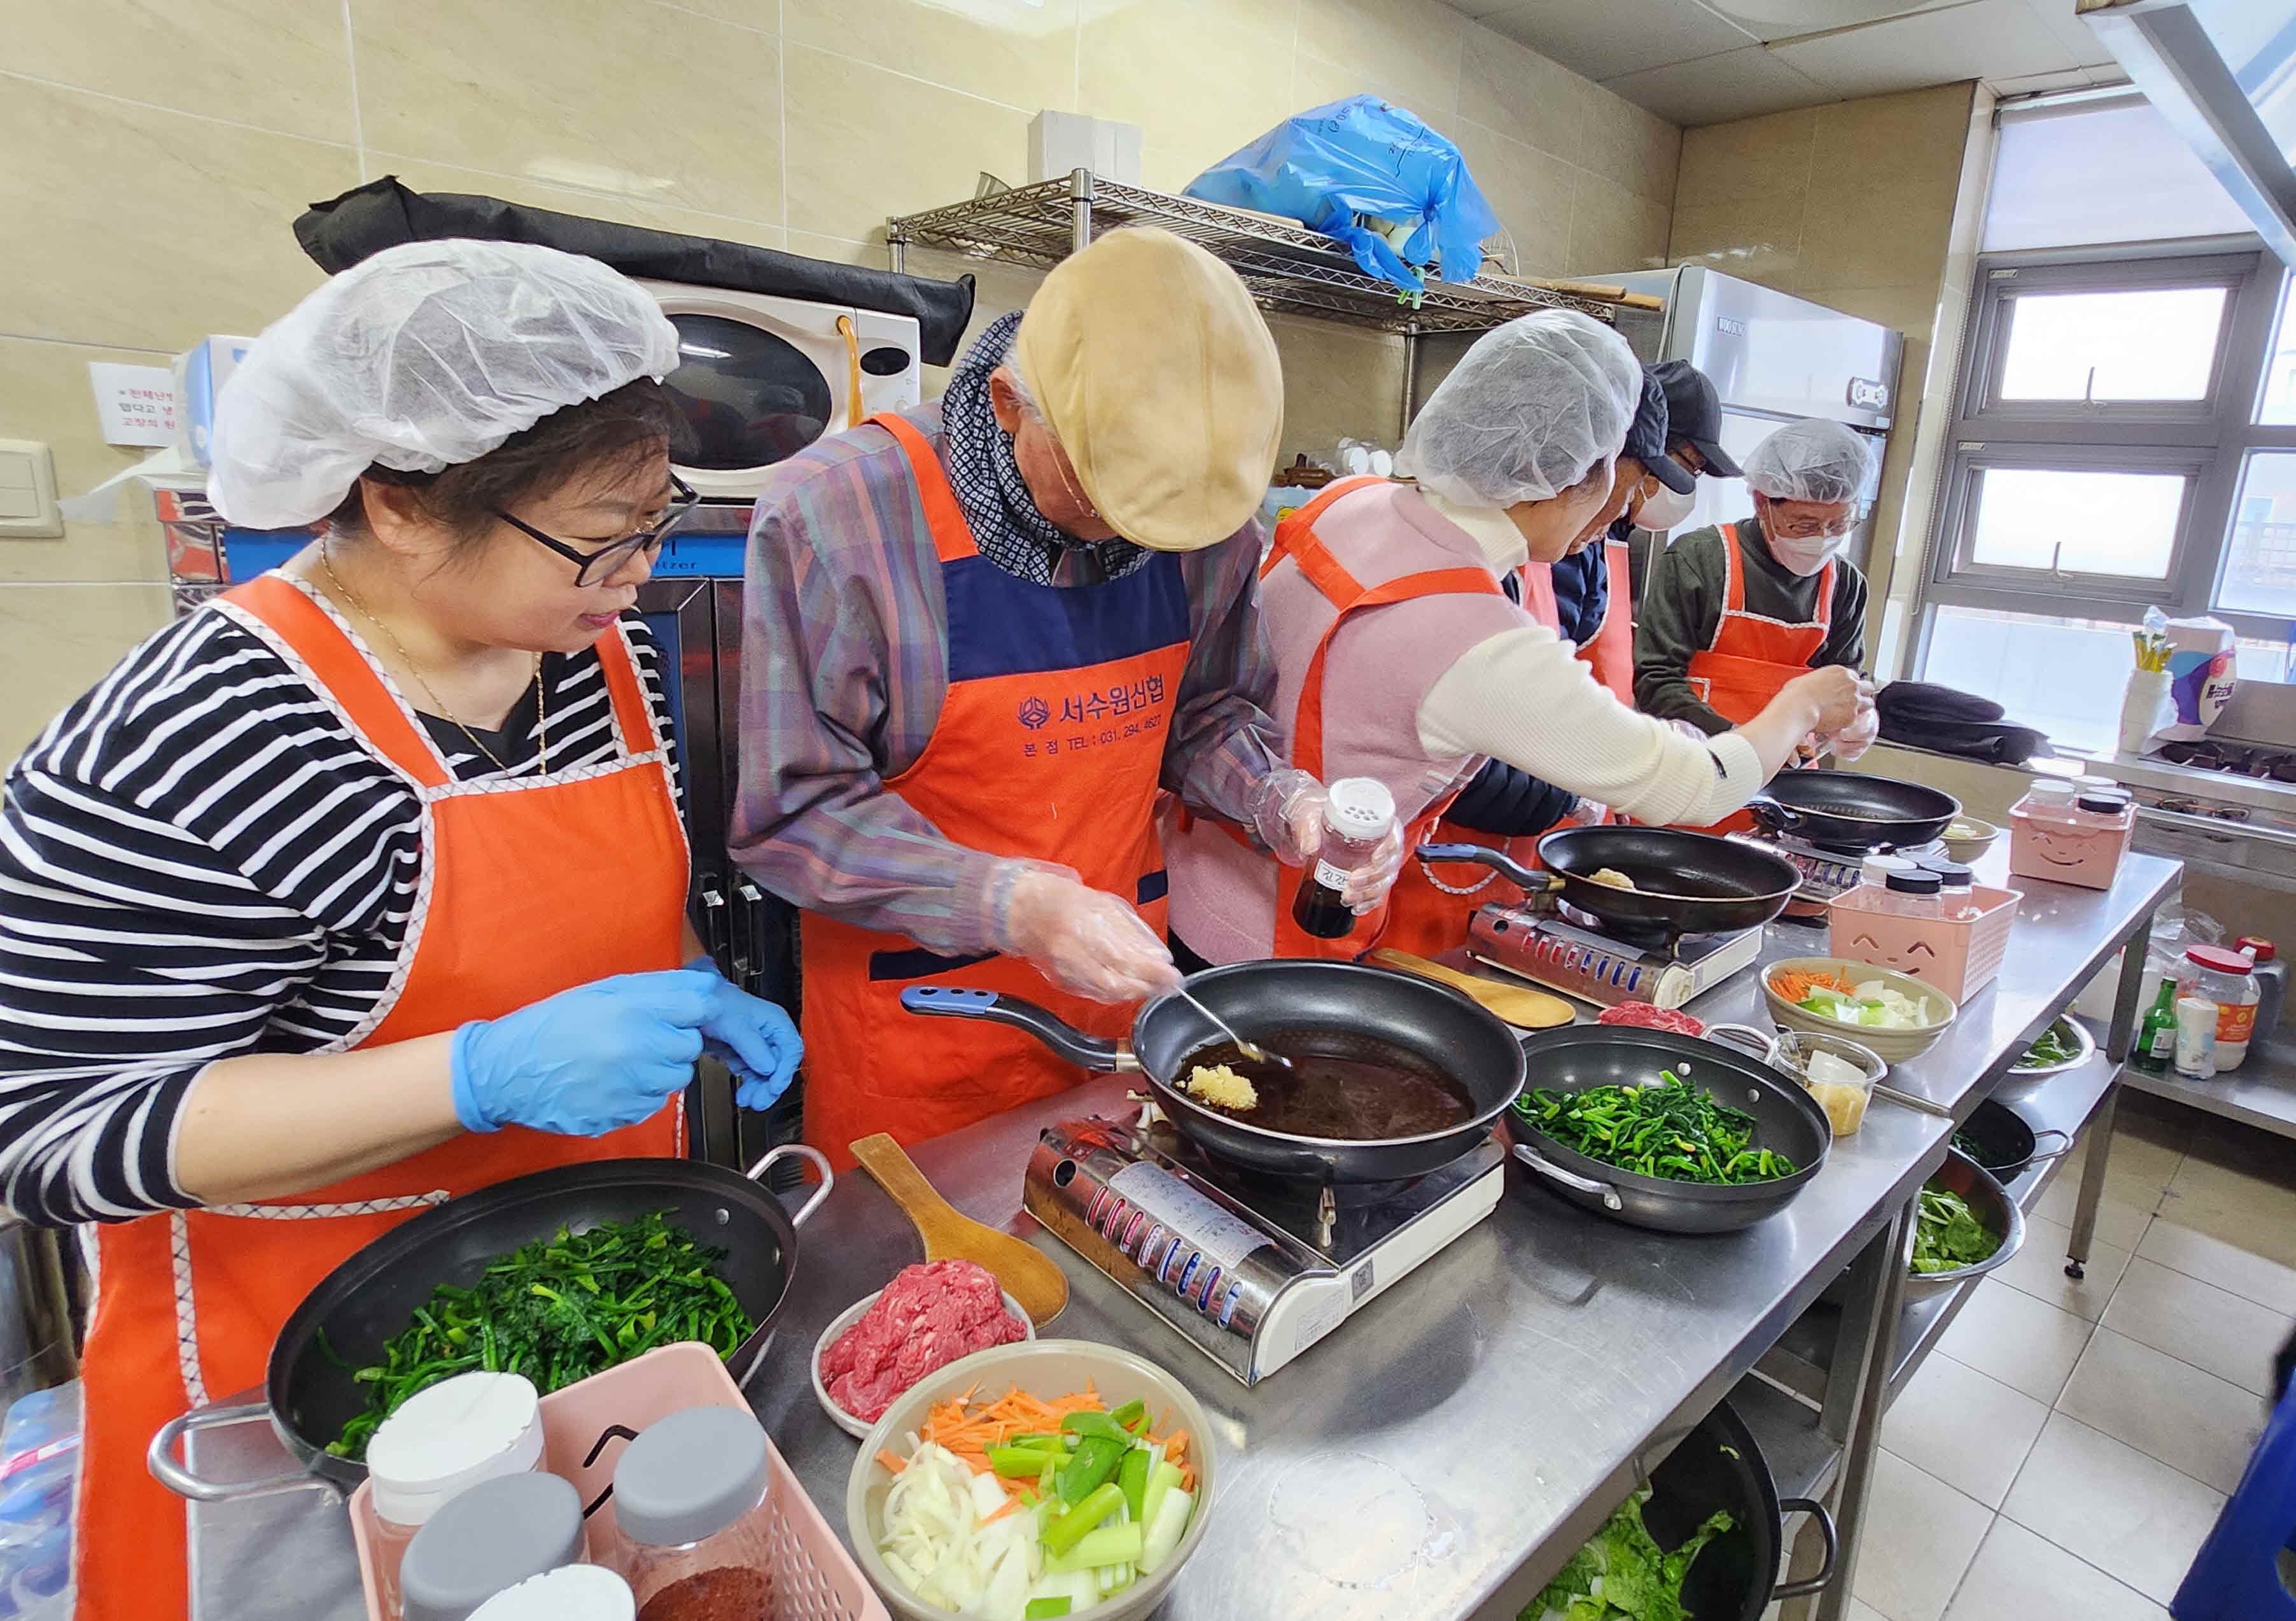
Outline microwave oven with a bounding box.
[638,282,923,500]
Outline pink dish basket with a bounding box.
[1827,883,2024,1002]
[2008,803,2133,891]
[348,1341,888,1621]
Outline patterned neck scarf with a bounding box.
[940,312,1150,587]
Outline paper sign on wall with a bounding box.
[89,363,178,448]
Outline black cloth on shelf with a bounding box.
[295,176,978,365]
[1874,680,2051,766]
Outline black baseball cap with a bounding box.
[1622,368,1695,494]
[1653,360,1742,481]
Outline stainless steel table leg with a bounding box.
[2070,913,2150,1279]
[2066,1081,2118,1279]
[1812,1199,1914,1621]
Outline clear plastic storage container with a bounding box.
[399,1471,585,1621]
[606,1406,775,1621]
[2181,944,2260,1072]
[367,1373,545,1620]
[468,1565,635,1621]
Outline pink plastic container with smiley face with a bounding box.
[1828,882,2024,1000]
[2008,795,2133,891]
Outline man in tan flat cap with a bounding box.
[732,227,1396,1163]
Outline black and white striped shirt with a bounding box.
[0,587,679,1228]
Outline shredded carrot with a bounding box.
[981,1494,1021,1523]
[876,1448,907,1475]
[1180,1466,1196,1492]
[1772,967,1851,1004]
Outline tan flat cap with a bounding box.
[1012,227,1283,552]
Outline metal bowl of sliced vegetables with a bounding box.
[1763,958,1956,1063]
[848,1340,1215,1621]
[2008,1015,2094,1078]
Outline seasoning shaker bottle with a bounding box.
[1884,867,1942,919]
[1291,776,1396,941]
[1924,860,1979,920]
[2180,944,2258,1071]
[2020,779,2077,824]
[2239,936,2286,1041]
[2174,995,2220,1079]
[1858,853,1916,908]
[367,1373,546,1621]
[468,1566,636,1621]
[605,1406,775,1621]
[399,1471,585,1621]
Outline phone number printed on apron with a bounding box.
[1016,677,1169,759]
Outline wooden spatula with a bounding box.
[1369,948,1576,1030]
[850,1133,1068,1327]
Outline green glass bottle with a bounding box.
[2132,975,2180,1074]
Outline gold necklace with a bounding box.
[319,545,547,775]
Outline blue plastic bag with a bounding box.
[1184,97,1502,293]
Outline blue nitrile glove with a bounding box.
[685,957,804,1112]
[451,971,714,1135]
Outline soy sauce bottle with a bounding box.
[1291,777,1397,940]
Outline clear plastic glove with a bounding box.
[1342,820,1407,915]
[1829,699,1882,765]
[451,970,717,1136]
[1247,766,1329,866]
[1569,797,1609,825]
[684,957,804,1112]
[1001,864,1183,1003]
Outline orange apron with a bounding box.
[797,414,1190,1172]
[78,575,688,1621]
[1249,480,1508,960]
[1681,521,1834,833]
[1579,537,1635,703]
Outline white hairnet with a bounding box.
[1744,418,1874,506]
[209,239,680,529]
[1397,310,1641,506]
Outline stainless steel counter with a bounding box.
[186,849,2178,1621]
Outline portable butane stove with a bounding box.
[1022,1114,1504,1386]
[1730,831,1947,920]
[1465,903,1764,1009]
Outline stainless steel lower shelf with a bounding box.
[1756,1039,2125,1407]
[2122,1032,2296,1139]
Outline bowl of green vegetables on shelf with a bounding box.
[1905,1147,2022,1299]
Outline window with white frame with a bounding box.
[1915,240,2296,751]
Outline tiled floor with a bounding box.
[1851,1092,2296,1621]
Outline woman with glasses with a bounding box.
[1634,417,1884,776]
[0,240,800,1621]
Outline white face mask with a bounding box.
[1634,482,1697,532]
[1768,529,1841,576]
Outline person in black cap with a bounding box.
[1442,361,1742,843]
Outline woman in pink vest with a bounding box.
[1163,311,1872,967]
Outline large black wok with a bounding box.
[1748,769,1959,852]
[1507,1025,1830,1233]
[902,960,1526,1182]
[1642,1397,1837,1618]
[148,1146,830,1503]
[1420,825,1802,949]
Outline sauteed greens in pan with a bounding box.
[325,1210,750,1459]
[1515,1074,1798,1184]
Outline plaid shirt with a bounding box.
[729,403,1285,955]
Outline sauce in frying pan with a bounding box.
[1177,1032,1476,1140]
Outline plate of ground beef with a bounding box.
[813,1260,1033,1437]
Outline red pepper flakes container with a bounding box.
[606,1406,776,1621]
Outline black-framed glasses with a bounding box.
[498,474,698,586]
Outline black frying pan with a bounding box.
[1747,769,1959,852]
[1420,825,1802,949]
[1507,1025,1831,1232]
[148,1147,830,1503]
[902,960,1526,1182]
[1651,1397,1837,1618]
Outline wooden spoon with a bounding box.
[1369,948,1576,1030]
[850,1133,1068,1327]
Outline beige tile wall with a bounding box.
[0,0,1678,761]
[1667,82,1979,663]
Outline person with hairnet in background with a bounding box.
[1163,311,1870,966]
[1635,418,1882,778]
[0,239,803,1621]
[729,227,1402,1167]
